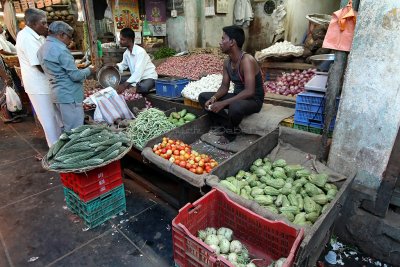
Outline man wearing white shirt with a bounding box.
[0,25,16,55]
[16,8,61,147]
[116,27,157,94]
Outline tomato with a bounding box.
[161,142,167,147]
[179,161,186,168]
[195,156,201,162]
[155,150,161,155]
[168,140,174,144]
[179,155,185,161]
[198,160,204,167]
[173,150,180,156]
[196,167,204,174]
[161,148,167,154]
[179,150,186,155]
[189,168,196,173]
[175,159,180,165]
[184,153,190,160]
[184,147,191,152]
[205,166,212,173]
[192,163,198,169]
[186,163,192,169]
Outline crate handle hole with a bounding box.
[188,204,202,214]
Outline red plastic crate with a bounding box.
[60,160,123,202]
[172,188,304,267]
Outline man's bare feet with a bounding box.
[210,127,225,136]
[217,135,230,144]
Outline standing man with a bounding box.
[199,25,264,144]
[0,24,16,55]
[37,21,95,132]
[16,8,61,147]
[116,27,157,94]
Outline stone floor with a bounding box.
[0,117,176,267]
[0,117,395,267]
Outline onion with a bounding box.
[264,68,316,96]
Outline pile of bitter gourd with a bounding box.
[45,125,132,171]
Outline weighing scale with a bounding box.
[305,54,335,93]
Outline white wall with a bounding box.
[328,0,400,188]
[285,0,340,44]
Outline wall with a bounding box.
[166,0,235,52]
[328,0,400,188]
[166,0,340,53]
[285,0,340,44]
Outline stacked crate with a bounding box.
[294,91,339,135]
[61,160,126,228]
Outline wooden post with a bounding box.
[318,1,360,161]
[82,0,101,68]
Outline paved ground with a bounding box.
[0,118,176,267]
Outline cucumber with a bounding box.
[95,142,122,160]
[179,109,187,117]
[102,150,120,162]
[63,152,96,164]
[55,151,85,162]
[89,138,121,148]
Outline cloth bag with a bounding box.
[89,87,134,124]
[322,0,357,52]
[5,86,22,112]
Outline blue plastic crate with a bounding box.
[296,91,326,105]
[295,102,325,113]
[155,78,190,98]
[64,185,126,228]
[294,109,336,129]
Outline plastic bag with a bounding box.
[5,86,22,112]
[322,0,357,52]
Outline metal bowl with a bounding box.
[97,65,121,89]
[309,54,335,72]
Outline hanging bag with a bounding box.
[322,0,357,52]
[5,86,22,112]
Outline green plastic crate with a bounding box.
[64,185,126,228]
[293,124,333,137]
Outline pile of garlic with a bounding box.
[261,41,304,56]
[181,74,234,101]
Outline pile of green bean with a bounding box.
[127,108,175,149]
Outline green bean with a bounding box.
[127,108,175,149]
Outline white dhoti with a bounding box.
[28,93,62,147]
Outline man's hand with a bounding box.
[89,65,96,74]
[117,82,130,94]
[205,96,217,110]
[210,101,227,113]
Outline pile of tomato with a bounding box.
[152,137,218,174]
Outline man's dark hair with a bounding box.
[222,25,245,49]
[120,28,135,42]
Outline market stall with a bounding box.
[205,127,355,266]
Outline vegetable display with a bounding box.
[156,54,224,80]
[181,74,234,101]
[45,125,131,170]
[197,226,286,267]
[152,137,218,174]
[83,79,101,98]
[219,158,338,226]
[126,108,175,149]
[120,89,153,109]
[264,69,316,96]
[153,47,177,60]
[260,41,304,57]
[167,109,196,126]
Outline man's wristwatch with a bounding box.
[211,96,217,101]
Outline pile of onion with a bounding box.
[264,68,316,96]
